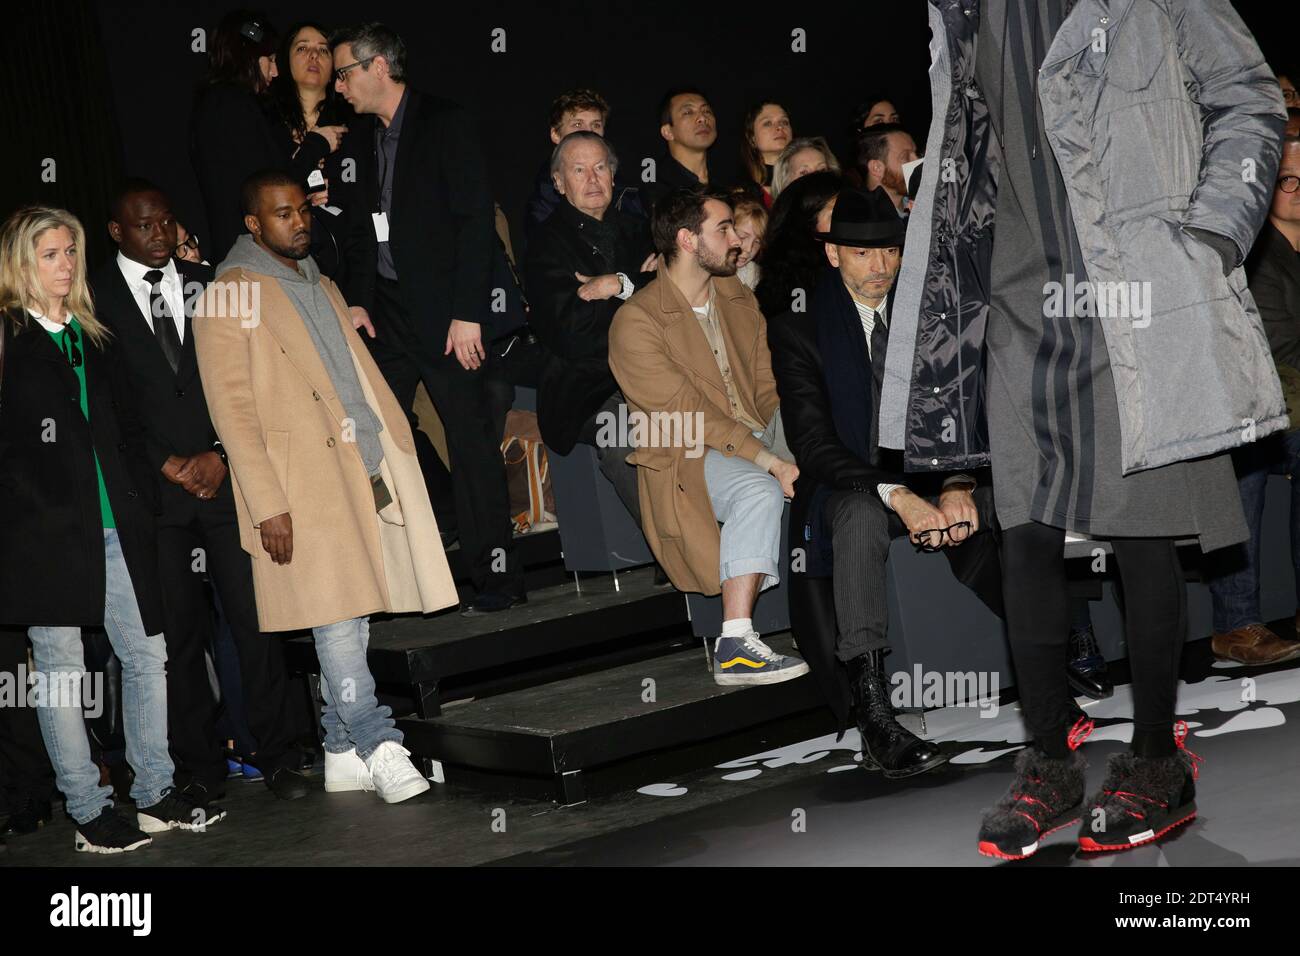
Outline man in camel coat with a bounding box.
[194,171,457,804]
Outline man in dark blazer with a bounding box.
[768,187,1003,778]
[332,22,524,612]
[93,180,309,800]
[1206,135,1300,665]
[524,131,655,519]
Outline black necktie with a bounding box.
[144,268,181,374]
[869,308,888,408]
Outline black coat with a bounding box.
[91,257,222,511]
[339,89,495,354]
[524,202,654,454]
[191,82,329,265]
[1247,220,1300,372]
[0,310,164,632]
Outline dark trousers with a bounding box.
[1001,522,1186,758]
[368,277,523,595]
[1207,430,1300,632]
[157,482,300,786]
[825,484,1003,662]
[0,630,56,808]
[575,391,643,526]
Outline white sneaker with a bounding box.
[366,742,431,804]
[324,747,375,793]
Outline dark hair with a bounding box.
[850,94,899,132]
[740,100,789,188]
[207,9,279,92]
[754,170,843,317]
[330,22,407,82]
[241,169,302,215]
[267,22,350,143]
[855,122,911,175]
[549,88,610,131]
[652,187,717,264]
[109,177,166,223]
[658,86,708,128]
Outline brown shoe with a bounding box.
[1211,623,1300,665]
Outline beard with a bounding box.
[697,244,740,277]
[264,231,311,261]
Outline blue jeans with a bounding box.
[313,617,401,761]
[1207,430,1300,632]
[28,529,173,824]
[702,411,790,591]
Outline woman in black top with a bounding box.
[190,11,345,264]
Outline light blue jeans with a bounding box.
[703,410,790,591]
[28,529,173,824]
[313,616,402,761]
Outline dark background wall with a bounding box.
[1,1,1291,268]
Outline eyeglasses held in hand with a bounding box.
[911,520,972,552]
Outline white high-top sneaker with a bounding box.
[324,747,375,793]
[366,742,431,803]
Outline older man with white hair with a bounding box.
[524,131,657,521]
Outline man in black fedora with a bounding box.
[768,186,1004,778]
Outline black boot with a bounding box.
[1066,625,1113,700]
[851,650,948,779]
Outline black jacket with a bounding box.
[0,311,164,631]
[1247,220,1300,372]
[641,152,712,214]
[339,89,495,353]
[191,82,330,265]
[91,257,222,510]
[524,202,654,453]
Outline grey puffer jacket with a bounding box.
[879,0,1289,475]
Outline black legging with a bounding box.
[1000,522,1187,758]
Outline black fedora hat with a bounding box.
[815,186,907,248]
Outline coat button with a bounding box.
[127,490,138,498]
[931,459,939,465]
[117,442,127,451]
[677,483,685,492]
[175,388,185,398]
[933,386,941,394]
[326,437,335,447]
[725,443,735,452]
[313,391,320,401]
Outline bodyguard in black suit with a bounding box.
[333,23,524,611]
[93,182,308,800]
[768,188,1003,778]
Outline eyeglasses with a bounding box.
[334,55,376,83]
[1280,175,1300,194]
[910,521,972,552]
[175,233,200,257]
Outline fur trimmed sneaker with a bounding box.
[1077,722,1201,852]
[978,718,1092,860]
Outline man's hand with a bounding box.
[351,305,375,338]
[312,124,348,152]
[890,488,951,545]
[259,512,293,564]
[767,458,800,498]
[445,319,485,370]
[162,455,190,485]
[309,181,330,206]
[638,253,659,274]
[937,485,979,545]
[575,272,622,301]
[178,451,227,500]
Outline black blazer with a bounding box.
[91,257,221,509]
[1246,220,1300,372]
[524,202,653,454]
[0,310,164,631]
[340,89,495,352]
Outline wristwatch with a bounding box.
[211,441,228,465]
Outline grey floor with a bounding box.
[4,647,1298,867]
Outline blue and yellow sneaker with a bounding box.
[712,632,810,686]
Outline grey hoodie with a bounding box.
[219,235,384,476]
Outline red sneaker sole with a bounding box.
[1077,810,1197,853]
[978,818,1080,860]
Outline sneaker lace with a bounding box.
[1173,720,1204,780]
[371,743,412,774]
[740,633,782,663]
[1067,716,1095,751]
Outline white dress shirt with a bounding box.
[852,297,973,511]
[116,252,186,343]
